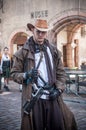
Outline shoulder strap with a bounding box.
[36,51,43,69]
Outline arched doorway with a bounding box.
[10,32,28,55]
[49,9,86,68]
[8,27,33,56]
[8,27,31,56]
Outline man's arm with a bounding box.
[55,49,67,92]
[10,50,24,84]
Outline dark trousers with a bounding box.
[32,98,64,130]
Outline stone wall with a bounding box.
[0,0,86,67]
[0,0,86,48]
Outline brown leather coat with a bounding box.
[11,37,77,130]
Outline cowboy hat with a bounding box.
[27,19,52,32]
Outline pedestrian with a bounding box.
[11,19,77,130]
[1,47,11,91]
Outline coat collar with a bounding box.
[23,36,56,56]
[23,36,34,53]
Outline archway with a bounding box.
[11,32,28,54]
[49,9,86,68]
[8,28,32,56]
[10,32,28,55]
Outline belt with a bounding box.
[40,90,50,100]
[33,85,57,100]
[40,88,60,100]
[40,94,50,100]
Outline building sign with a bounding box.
[31,10,48,19]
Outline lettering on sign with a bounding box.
[31,10,48,19]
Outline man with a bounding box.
[11,19,77,130]
[1,47,11,91]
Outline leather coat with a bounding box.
[11,37,77,130]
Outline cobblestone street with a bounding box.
[0,81,21,130]
[0,80,86,130]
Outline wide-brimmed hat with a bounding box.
[27,19,52,32]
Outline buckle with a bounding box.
[40,94,50,100]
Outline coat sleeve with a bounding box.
[10,49,25,84]
[55,49,67,92]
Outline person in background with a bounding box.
[11,19,77,130]
[1,47,11,91]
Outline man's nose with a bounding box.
[39,32,43,36]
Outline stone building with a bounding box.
[0,0,86,68]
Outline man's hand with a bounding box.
[49,88,62,100]
[25,69,39,82]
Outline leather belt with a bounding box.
[40,90,50,100]
[40,94,50,100]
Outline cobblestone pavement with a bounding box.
[0,80,86,130]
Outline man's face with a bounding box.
[33,28,47,44]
